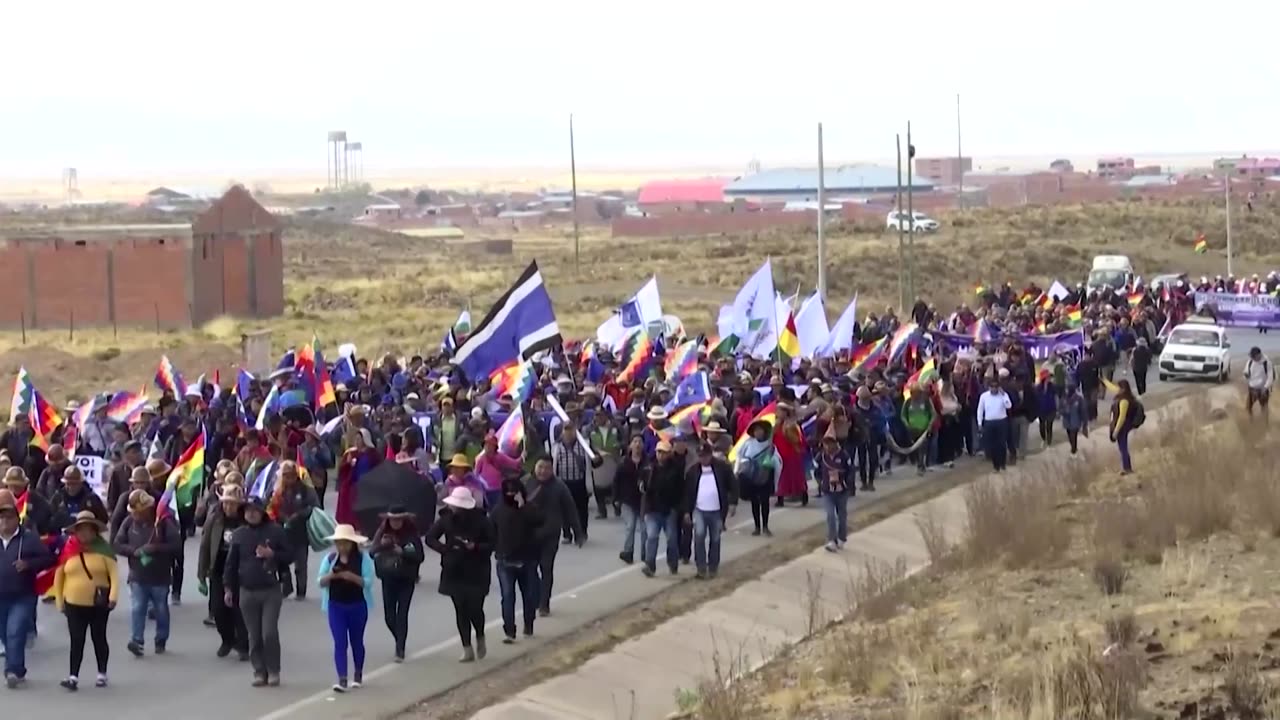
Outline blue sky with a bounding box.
[2,0,1276,177]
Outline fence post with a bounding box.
[20,310,26,345]
[155,303,160,334]
[69,310,74,342]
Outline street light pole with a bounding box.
[817,122,827,302]
[896,134,906,312]
[1225,174,1233,277]
[907,121,915,303]
[570,113,580,274]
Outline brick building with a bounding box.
[914,157,972,186]
[0,186,283,330]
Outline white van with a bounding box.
[1086,255,1134,294]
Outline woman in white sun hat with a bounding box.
[424,487,494,663]
[318,524,375,693]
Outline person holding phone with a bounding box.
[223,496,291,687]
[53,511,119,691]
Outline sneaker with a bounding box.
[459,646,476,663]
[295,594,307,602]
[127,640,145,658]
[252,675,267,688]
[618,552,633,565]
[352,674,362,688]
[170,595,181,607]
[561,537,574,545]
[332,681,348,694]
[523,626,534,638]
[216,644,233,658]
[668,564,679,576]
[393,653,405,663]
[751,528,761,536]
[538,607,550,617]
[695,569,708,580]
[503,634,516,645]
[95,674,108,688]
[641,565,655,578]
[61,676,79,692]
[763,528,773,537]
[946,461,955,469]
[476,637,487,659]
[824,541,838,553]
[238,651,250,662]
[709,569,719,579]
[5,672,20,689]
[266,675,280,687]
[155,642,166,655]
[203,617,216,628]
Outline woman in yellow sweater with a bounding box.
[52,510,120,691]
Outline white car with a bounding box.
[885,210,939,233]
[1158,321,1231,383]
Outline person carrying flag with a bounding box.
[0,488,54,689]
[111,490,181,657]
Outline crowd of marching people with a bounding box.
[0,266,1274,697]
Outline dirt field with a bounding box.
[700,403,1280,720]
[2,196,1278,407]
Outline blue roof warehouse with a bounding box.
[723,164,935,202]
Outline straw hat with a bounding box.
[218,485,246,504]
[325,523,369,545]
[128,489,156,511]
[447,453,472,470]
[703,421,727,435]
[646,406,669,421]
[65,510,106,533]
[442,486,477,510]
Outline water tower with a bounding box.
[327,131,347,189]
[346,142,363,185]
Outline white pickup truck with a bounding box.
[1157,319,1231,383]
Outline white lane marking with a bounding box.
[256,508,794,720]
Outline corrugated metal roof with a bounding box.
[724,165,933,195]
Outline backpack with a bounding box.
[1129,400,1146,429]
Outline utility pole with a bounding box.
[570,113,580,274]
[896,134,906,311]
[1225,174,1233,277]
[907,121,916,303]
[956,93,964,208]
[816,122,827,302]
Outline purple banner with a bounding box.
[1193,291,1280,329]
[933,329,1085,362]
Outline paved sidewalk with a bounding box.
[473,386,1234,720]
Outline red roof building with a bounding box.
[637,178,727,205]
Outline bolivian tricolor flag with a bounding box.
[1064,306,1083,327]
[161,427,206,518]
[728,401,777,462]
[903,357,938,399]
[777,311,801,367]
[1194,233,1208,254]
[1127,291,1144,307]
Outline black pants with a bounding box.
[592,485,615,518]
[1066,428,1080,454]
[983,418,1009,471]
[743,483,772,530]
[172,507,194,598]
[449,591,486,647]
[65,604,110,677]
[209,575,248,653]
[679,520,692,562]
[537,537,559,611]
[1039,413,1056,445]
[959,406,978,456]
[1133,365,1149,395]
[562,480,590,540]
[854,441,878,487]
[1084,389,1099,422]
[381,578,416,657]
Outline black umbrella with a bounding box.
[352,461,436,537]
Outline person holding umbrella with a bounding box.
[424,487,494,662]
[369,506,424,662]
[318,524,375,693]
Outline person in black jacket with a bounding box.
[369,506,424,662]
[425,487,495,663]
[1130,338,1153,396]
[1077,348,1102,423]
[198,486,248,661]
[611,436,650,564]
[640,440,685,578]
[0,488,55,688]
[490,477,544,643]
[521,457,583,617]
[4,466,54,537]
[681,444,738,579]
[111,490,182,657]
[223,496,291,687]
[50,465,109,530]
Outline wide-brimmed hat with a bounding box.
[380,504,414,519]
[447,453,472,470]
[0,489,16,513]
[325,523,369,545]
[128,489,156,511]
[747,418,774,436]
[146,458,172,479]
[646,406,669,421]
[218,486,246,504]
[703,421,727,435]
[65,510,106,533]
[443,486,477,510]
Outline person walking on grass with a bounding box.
[1244,346,1276,420]
[0,488,54,689]
[682,443,736,580]
[1109,379,1142,476]
[425,487,494,663]
[112,490,181,658]
[1059,382,1090,456]
[369,506,423,663]
[976,376,1012,472]
[225,496,291,687]
[318,524,374,693]
[53,511,119,691]
[817,429,854,552]
[491,477,543,643]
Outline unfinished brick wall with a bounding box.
[611,212,816,238]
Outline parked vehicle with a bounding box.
[885,211,939,232]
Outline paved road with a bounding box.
[7,329,1276,720]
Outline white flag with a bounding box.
[816,294,858,357]
[595,276,663,348]
[794,291,830,358]
[731,259,777,359]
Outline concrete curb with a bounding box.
[472,385,1237,720]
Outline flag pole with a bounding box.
[1225,174,1233,277]
[816,121,827,303]
[570,113,580,275]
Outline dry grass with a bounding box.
[723,395,1280,720]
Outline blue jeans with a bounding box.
[0,594,36,678]
[327,600,368,680]
[1116,430,1132,472]
[643,511,679,572]
[620,504,647,558]
[824,490,849,544]
[129,582,171,646]
[692,510,724,573]
[496,559,539,637]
